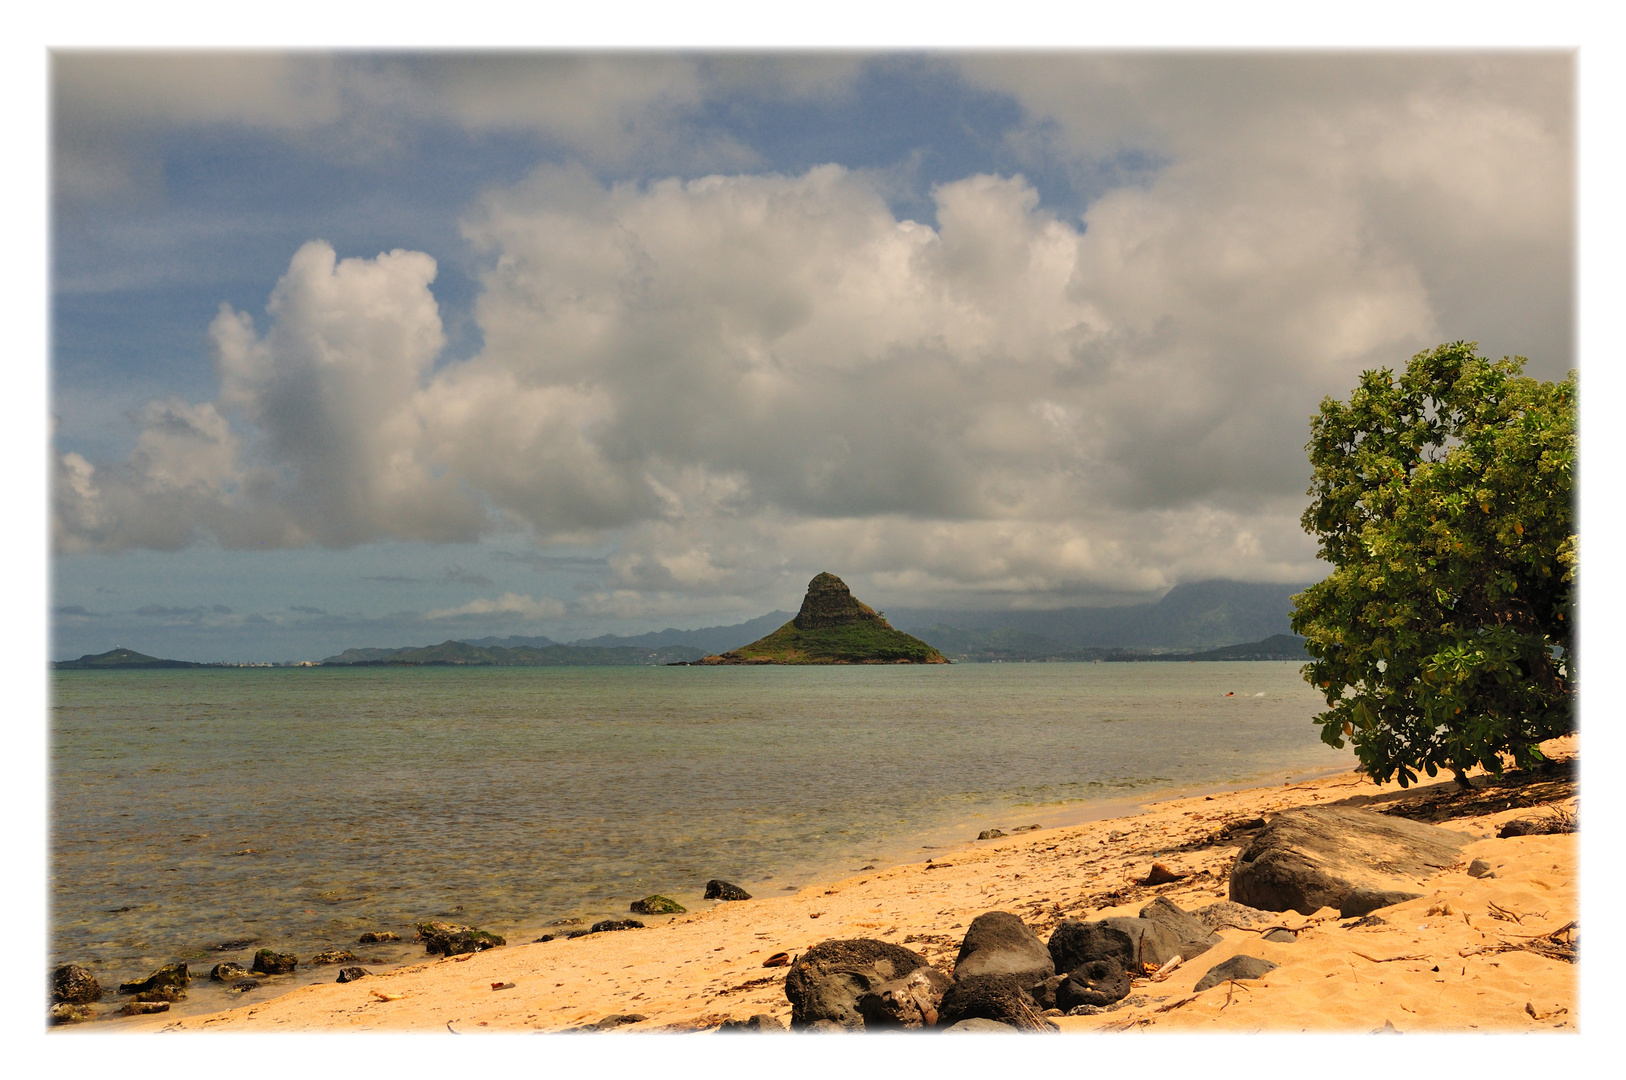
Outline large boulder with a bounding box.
[857,965,954,1029]
[705,880,752,901]
[783,939,934,1030]
[416,921,506,955]
[118,962,189,994]
[1048,916,1181,972]
[51,964,102,1004]
[1229,806,1467,915]
[952,911,1055,984]
[1055,958,1131,1011]
[630,894,686,915]
[935,974,1053,1032]
[1137,897,1223,961]
[251,950,298,975]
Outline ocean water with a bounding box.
[50,661,1347,1020]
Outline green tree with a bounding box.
[1291,342,1576,789]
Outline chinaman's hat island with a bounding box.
[694,573,948,665]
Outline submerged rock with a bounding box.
[309,949,359,965]
[630,894,687,915]
[210,962,249,982]
[118,962,189,995]
[250,949,298,975]
[225,979,260,993]
[358,931,399,944]
[117,1000,170,1016]
[784,938,935,1030]
[133,986,186,1003]
[705,880,752,901]
[51,964,102,1004]
[49,1003,96,1024]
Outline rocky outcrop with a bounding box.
[210,962,249,982]
[1229,806,1467,915]
[1137,897,1222,961]
[118,962,189,995]
[416,921,506,956]
[1055,958,1131,1010]
[784,939,935,1030]
[952,911,1055,984]
[51,964,102,1004]
[1048,916,1180,972]
[699,573,948,664]
[630,894,686,915]
[705,880,752,901]
[857,966,954,1029]
[251,949,298,974]
[358,931,399,944]
[310,949,359,965]
[793,572,884,630]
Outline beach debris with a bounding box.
[358,931,399,943]
[416,921,506,955]
[762,952,791,967]
[1350,951,1430,964]
[1526,1001,1568,1021]
[210,962,249,981]
[491,981,516,991]
[630,894,687,915]
[1498,807,1576,837]
[51,963,102,1005]
[1488,920,1577,964]
[1193,955,1277,992]
[1143,862,1185,886]
[118,962,189,995]
[1466,859,1496,879]
[309,949,359,965]
[1150,955,1186,980]
[717,1013,785,1031]
[936,973,1055,1031]
[785,938,935,1030]
[1138,897,1223,960]
[858,965,953,1029]
[369,989,407,1001]
[1228,806,1466,916]
[705,879,753,901]
[251,949,298,974]
[953,911,1055,984]
[978,829,1006,840]
[336,967,369,983]
[1371,1019,1402,1034]
[49,1002,96,1024]
[117,1000,170,1016]
[924,862,953,871]
[1056,958,1131,1010]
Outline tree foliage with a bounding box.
[1291,342,1576,788]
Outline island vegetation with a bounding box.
[697,573,948,664]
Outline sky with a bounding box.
[46,50,1579,661]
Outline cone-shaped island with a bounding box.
[697,572,948,664]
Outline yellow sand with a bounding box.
[129,736,1577,1035]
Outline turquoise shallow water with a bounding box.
[51,661,1347,1020]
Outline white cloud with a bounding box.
[425,593,568,620]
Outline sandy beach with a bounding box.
[114,736,1577,1035]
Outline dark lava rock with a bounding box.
[588,919,644,935]
[1262,928,1299,943]
[1193,955,1279,993]
[1048,916,1180,972]
[705,880,752,901]
[118,1000,170,1016]
[1228,806,1467,915]
[1029,974,1066,1011]
[49,1003,96,1024]
[942,1017,1018,1032]
[533,935,555,943]
[210,937,259,952]
[978,829,1006,840]
[51,964,102,1004]
[1339,888,1423,918]
[133,986,186,1003]
[310,949,359,965]
[210,962,249,982]
[119,962,189,995]
[1055,958,1131,1011]
[416,921,506,956]
[1344,915,1388,929]
[800,1019,848,1033]
[630,894,687,915]
[251,949,298,975]
[1137,896,1223,961]
[336,967,369,983]
[936,973,1053,1032]
[718,1013,786,1031]
[953,911,1055,984]
[857,965,954,1029]
[358,931,399,944]
[225,979,260,993]
[784,938,934,1030]
[1192,900,1276,931]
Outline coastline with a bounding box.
[111,735,1577,1034]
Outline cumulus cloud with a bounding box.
[52,55,1573,611]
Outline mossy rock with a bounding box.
[118,962,188,994]
[416,921,505,956]
[51,964,102,1004]
[251,949,298,975]
[309,949,359,965]
[630,894,687,915]
[210,962,249,981]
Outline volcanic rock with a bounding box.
[251,949,298,974]
[952,911,1055,984]
[784,938,934,1030]
[119,962,189,994]
[856,965,953,1029]
[51,964,102,1004]
[705,880,752,901]
[1193,955,1279,992]
[1137,896,1223,961]
[935,974,1053,1032]
[630,894,686,915]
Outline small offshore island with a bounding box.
[693,573,948,665]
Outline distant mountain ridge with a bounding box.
[52,647,202,670]
[324,640,704,667]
